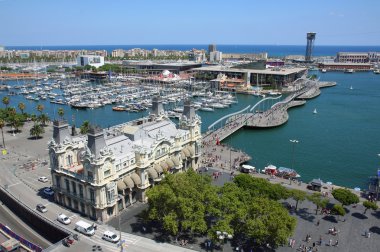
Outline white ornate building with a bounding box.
[48,98,201,221]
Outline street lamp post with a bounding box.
[289,139,299,170]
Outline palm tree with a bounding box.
[18,102,25,114]
[2,96,10,108]
[30,124,44,139]
[80,120,90,134]
[38,113,50,126]
[0,118,5,148]
[58,108,65,120]
[36,104,44,115]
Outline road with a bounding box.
[0,122,196,251]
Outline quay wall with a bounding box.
[0,186,70,244]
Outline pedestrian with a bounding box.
[316,220,320,226]
[335,240,338,247]
[291,239,296,248]
[319,235,322,246]
[329,239,332,246]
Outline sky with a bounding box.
[1,0,380,46]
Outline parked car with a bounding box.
[38,176,49,183]
[57,213,71,225]
[36,204,47,213]
[43,187,54,196]
[102,230,120,243]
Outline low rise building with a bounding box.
[48,98,202,221]
[336,52,369,63]
[318,62,372,71]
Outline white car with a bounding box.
[102,231,120,243]
[38,176,49,183]
[57,214,71,225]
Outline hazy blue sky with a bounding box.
[1,0,379,46]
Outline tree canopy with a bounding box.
[146,172,296,248]
[363,200,378,214]
[332,188,359,206]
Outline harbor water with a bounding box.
[1,71,380,189]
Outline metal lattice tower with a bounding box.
[305,32,316,61]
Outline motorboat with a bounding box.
[374,69,380,74]
[112,105,127,111]
[344,69,354,73]
[200,107,214,112]
[321,69,327,73]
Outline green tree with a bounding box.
[38,113,50,126]
[36,104,44,115]
[30,124,44,139]
[214,181,296,248]
[80,120,90,134]
[2,96,10,108]
[289,189,307,211]
[58,108,65,120]
[332,188,360,206]
[0,118,5,148]
[18,102,25,114]
[363,200,378,214]
[331,204,346,221]
[147,169,216,238]
[233,174,290,200]
[307,193,329,215]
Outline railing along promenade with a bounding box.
[203,79,336,143]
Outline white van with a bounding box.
[102,230,120,243]
[75,220,95,236]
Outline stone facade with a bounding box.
[48,98,202,222]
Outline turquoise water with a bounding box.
[1,72,380,188]
[223,72,380,189]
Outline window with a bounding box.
[65,179,70,193]
[73,200,78,210]
[79,184,83,198]
[71,181,77,195]
[104,169,111,178]
[131,159,135,164]
[66,155,73,166]
[106,189,115,204]
[116,164,120,171]
[55,176,61,188]
[87,171,93,182]
[89,188,95,204]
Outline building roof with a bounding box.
[320,62,372,66]
[194,65,307,76]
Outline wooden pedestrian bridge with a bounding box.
[203,79,336,142]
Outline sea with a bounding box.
[1,45,380,189]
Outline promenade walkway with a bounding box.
[204,79,336,144]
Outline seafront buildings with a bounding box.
[48,97,202,221]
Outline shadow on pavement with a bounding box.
[369,226,380,235]
[322,215,338,223]
[351,212,368,220]
[294,207,315,223]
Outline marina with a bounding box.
[1,71,379,189]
